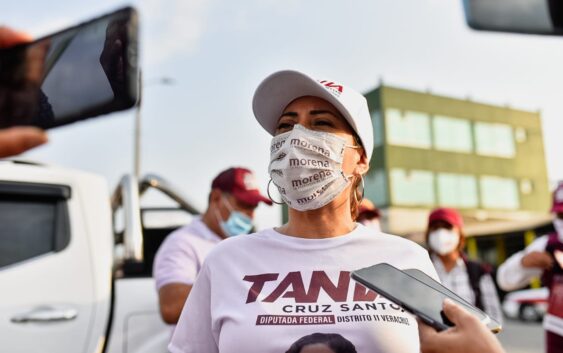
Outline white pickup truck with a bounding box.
[0,160,199,353]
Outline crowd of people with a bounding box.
[2,26,562,353]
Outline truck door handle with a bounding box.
[11,306,78,323]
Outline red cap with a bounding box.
[358,199,380,219]
[552,182,563,213]
[211,167,272,207]
[428,208,464,228]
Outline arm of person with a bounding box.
[479,273,503,325]
[496,236,550,291]
[169,264,218,353]
[0,127,47,158]
[152,230,199,324]
[158,283,192,324]
[418,298,506,353]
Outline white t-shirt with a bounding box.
[169,224,438,353]
[153,216,222,290]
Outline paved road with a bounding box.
[497,317,544,353]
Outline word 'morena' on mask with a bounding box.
[214,196,253,237]
[268,124,359,211]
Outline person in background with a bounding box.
[0,26,48,157]
[356,198,381,231]
[153,167,272,324]
[425,208,503,324]
[497,181,563,353]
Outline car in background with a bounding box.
[502,287,549,322]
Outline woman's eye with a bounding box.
[276,122,293,131]
[314,120,334,127]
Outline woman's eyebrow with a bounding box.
[310,110,338,117]
[280,112,298,118]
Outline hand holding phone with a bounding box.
[418,299,505,353]
[0,7,139,129]
[351,263,502,333]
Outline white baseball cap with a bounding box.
[252,70,374,162]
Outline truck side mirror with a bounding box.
[463,0,563,35]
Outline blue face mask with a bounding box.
[216,196,254,237]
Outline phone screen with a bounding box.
[0,7,139,129]
[351,263,502,333]
[403,268,502,333]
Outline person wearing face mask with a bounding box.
[153,167,272,325]
[497,182,563,353]
[168,70,439,353]
[356,198,381,232]
[425,208,503,325]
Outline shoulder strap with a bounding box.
[464,259,488,311]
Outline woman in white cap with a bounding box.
[169,70,439,353]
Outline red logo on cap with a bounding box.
[319,80,343,93]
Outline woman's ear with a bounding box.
[354,151,369,176]
[209,189,223,206]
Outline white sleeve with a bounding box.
[496,236,549,291]
[168,263,218,353]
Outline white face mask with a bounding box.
[554,218,563,241]
[268,124,358,211]
[428,229,460,256]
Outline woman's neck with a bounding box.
[438,252,460,273]
[277,200,356,239]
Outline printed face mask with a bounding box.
[554,218,563,242]
[215,196,253,237]
[268,124,358,211]
[428,228,460,256]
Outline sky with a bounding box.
[4,0,563,230]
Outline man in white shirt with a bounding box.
[153,167,271,324]
[497,182,563,353]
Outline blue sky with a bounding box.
[5,0,563,228]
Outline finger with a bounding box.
[417,318,439,353]
[0,26,33,48]
[0,127,48,158]
[442,298,475,327]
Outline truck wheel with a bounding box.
[518,304,541,322]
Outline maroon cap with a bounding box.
[211,167,272,207]
[428,208,464,228]
[358,199,380,219]
[552,182,563,213]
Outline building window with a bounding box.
[432,115,473,153]
[437,173,479,208]
[480,176,519,210]
[385,109,431,148]
[365,169,388,206]
[474,122,515,158]
[390,169,435,206]
[371,110,383,147]
[520,179,534,195]
[515,127,527,143]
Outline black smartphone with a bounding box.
[403,268,502,333]
[0,7,139,129]
[351,263,502,333]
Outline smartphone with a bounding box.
[403,268,502,333]
[351,263,502,333]
[0,7,139,129]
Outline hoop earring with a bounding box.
[354,175,365,205]
[267,179,285,205]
